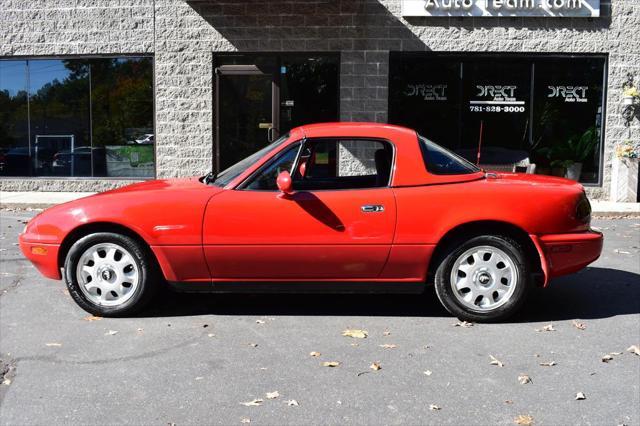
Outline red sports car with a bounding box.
[20,123,603,321]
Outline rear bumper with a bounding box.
[532,230,603,283]
[18,235,62,280]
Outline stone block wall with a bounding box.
[1,0,639,199]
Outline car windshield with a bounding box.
[210,133,290,187]
[418,135,480,175]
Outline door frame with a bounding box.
[214,64,280,174]
[213,53,341,174]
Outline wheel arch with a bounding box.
[58,222,161,277]
[426,220,545,286]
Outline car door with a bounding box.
[202,138,397,280]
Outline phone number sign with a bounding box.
[402,0,600,17]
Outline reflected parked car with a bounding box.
[52,146,106,177]
[135,134,154,144]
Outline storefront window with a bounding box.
[0,56,154,178]
[389,54,606,184]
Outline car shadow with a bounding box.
[141,267,640,322]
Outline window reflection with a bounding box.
[0,57,154,178]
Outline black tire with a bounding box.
[64,232,158,317]
[434,234,531,322]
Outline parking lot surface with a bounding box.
[1,210,639,425]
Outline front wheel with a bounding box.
[434,235,531,322]
[64,232,157,317]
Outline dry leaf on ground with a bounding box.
[379,344,397,349]
[429,404,441,411]
[453,321,473,328]
[610,351,623,355]
[539,361,557,367]
[248,343,258,348]
[489,355,504,367]
[137,328,144,333]
[370,362,382,371]
[342,329,368,339]
[265,391,279,399]
[241,418,251,424]
[518,374,532,384]
[255,320,266,325]
[514,414,534,425]
[575,392,586,400]
[45,342,62,347]
[627,345,640,356]
[83,315,102,322]
[240,399,264,406]
[602,354,614,363]
[207,333,215,337]
[383,330,391,336]
[423,370,433,376]
[535,324,555,332]
[105,330,118,336]
[322,361,340,367]
[572,320,586,330]
[2,379,11,386]
[309,351,321,357]
[286,400,299,406]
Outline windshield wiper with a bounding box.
[203,171,217,185]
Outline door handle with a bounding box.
[361,204,384,213]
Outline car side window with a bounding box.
[243,143,300,190]
[293,138,392,190]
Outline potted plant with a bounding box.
[623,86,639,106]
[611,139,640,202]
[539,127,599,181]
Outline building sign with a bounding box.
[469,85,526,113]
[402,0,600,17]
[405,83,448,101]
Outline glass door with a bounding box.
[215,64,279,172]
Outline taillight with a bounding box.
[576,192,591,224]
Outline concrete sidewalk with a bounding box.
[1,190,639,215]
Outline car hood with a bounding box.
[96,177,212,196]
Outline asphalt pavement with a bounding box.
[1,210,639,426]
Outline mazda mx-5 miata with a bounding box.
[20,123,603,321]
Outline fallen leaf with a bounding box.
[83,315,102,322]
[572,320,586,330]
[489,355,504,367]
[105,330,118,336]
[309,351,321,357]
[207,333,215,337]
[2,379,11,385]
[255,320,266,325]
[240,399,264,407]
[429,404,441,411]
[322,361,340,367]
[614,249,631,254]
[266,391,279,399]
[609,351,623,356]
[350,343,359,347]
[370,362,382,371]
[383,330,391,336]
[518,374,532,385]
[241,418,251,424]
[505,400,514,404]
[627,345,640,356]
[137,328,144,333]
[379,344,397,349]
[248,343,258,348]
[45,342,62,347]
[535,324,555,332]
[602,354,614,363]
[453,321,474,328]
[286,399,299,406]
[423,370,433,376]
[539,361,557,367]
[195,376,203,381]
[575,392,586,400]
[342,329,368,339]
[514,414,534,425]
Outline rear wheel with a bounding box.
[64,232,157,317]
[434,235,531,322]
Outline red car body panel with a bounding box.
[19,123,603,289]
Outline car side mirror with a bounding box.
[276,170,294,195]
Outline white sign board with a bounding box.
[402,0,600,17]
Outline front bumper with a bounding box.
[19,234,62,280]
[535,230,603,280]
